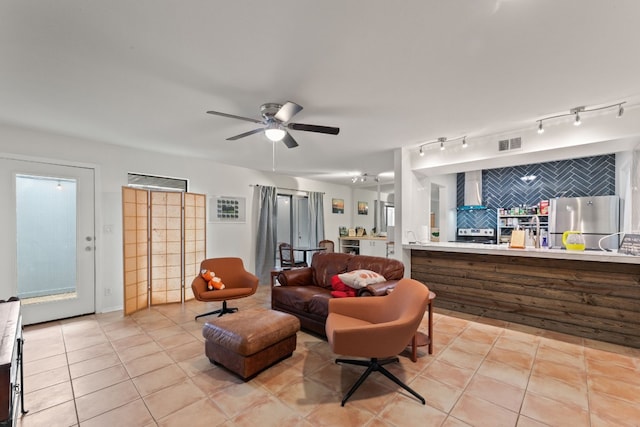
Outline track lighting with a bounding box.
[536,102,625,134]
[416,135,467,155]
[350,173,370,183]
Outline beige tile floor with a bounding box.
[17,284,640,427]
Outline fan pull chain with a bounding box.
[272,140,276,172]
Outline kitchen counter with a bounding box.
[404,241,640,264]
[406,242,640,348]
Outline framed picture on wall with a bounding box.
[357,201,368,215]
[332,198,344,214]
[210,195,246,223]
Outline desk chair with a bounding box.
[278,242,307,268]
[318,239,335,253]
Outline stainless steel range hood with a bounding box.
[459,170,486,210]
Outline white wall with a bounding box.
[0,123,354,312]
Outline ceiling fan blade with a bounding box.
[274,101,303,123]
[226,128,264,141]
[281,132,299,149]
[287,122,340,135]
[207,110,262,124]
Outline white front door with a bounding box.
[0,157,95,325]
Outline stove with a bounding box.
[454,228,496,244]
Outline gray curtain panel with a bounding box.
[255,185,277,284]
[307,191,325,247]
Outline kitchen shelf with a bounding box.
[497,213,548,243]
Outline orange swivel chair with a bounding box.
[325,278,430,406]
[191,257,259,319]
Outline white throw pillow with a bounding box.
[338,269,386,289]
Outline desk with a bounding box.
[292,246,326,265]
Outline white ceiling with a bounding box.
[2,1,640,189]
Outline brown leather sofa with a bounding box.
[272,251,404,336]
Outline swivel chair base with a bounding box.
[335,357,426,406]
[195,301,238,320]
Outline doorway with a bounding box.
[0,158,96,325]
[276,194,309,265]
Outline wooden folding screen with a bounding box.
[122,187,206,315]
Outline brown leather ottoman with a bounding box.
[202,309,300,380]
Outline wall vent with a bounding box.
[498,137,522,152]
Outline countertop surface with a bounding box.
[404,242,640,264]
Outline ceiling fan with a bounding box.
[206,101,340,148]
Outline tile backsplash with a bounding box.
[456,154,615,230]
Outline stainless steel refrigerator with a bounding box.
[549,195,620,250]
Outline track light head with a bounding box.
[574,112,581,126]
[419,146,424,156]
[570,106,584,126]
[440,141,445,151]
[537,121,544,134]
[462,137,468,148]
[618,104,624,118]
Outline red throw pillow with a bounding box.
[331,275,356,297]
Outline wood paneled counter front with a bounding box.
[405,243,640,348]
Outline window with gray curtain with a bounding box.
[254,185,277,284]
[307,191,325,246]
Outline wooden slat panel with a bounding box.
[411,249,640,348]
[122,187,149,315]
[183,193,206,301]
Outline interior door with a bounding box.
[0,158,95,325]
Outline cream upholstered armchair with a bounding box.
[325,278,430,406]
[191,257,259,319]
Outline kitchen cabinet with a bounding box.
[497,213,548,244]
[360,239,388,257]
[339,237,389,257]
[339,238,360,255]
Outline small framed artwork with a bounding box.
[357,201,368,215]
[332,198,344,214]
[210,196,246,223]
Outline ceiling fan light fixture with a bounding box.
[265,123,286,142]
